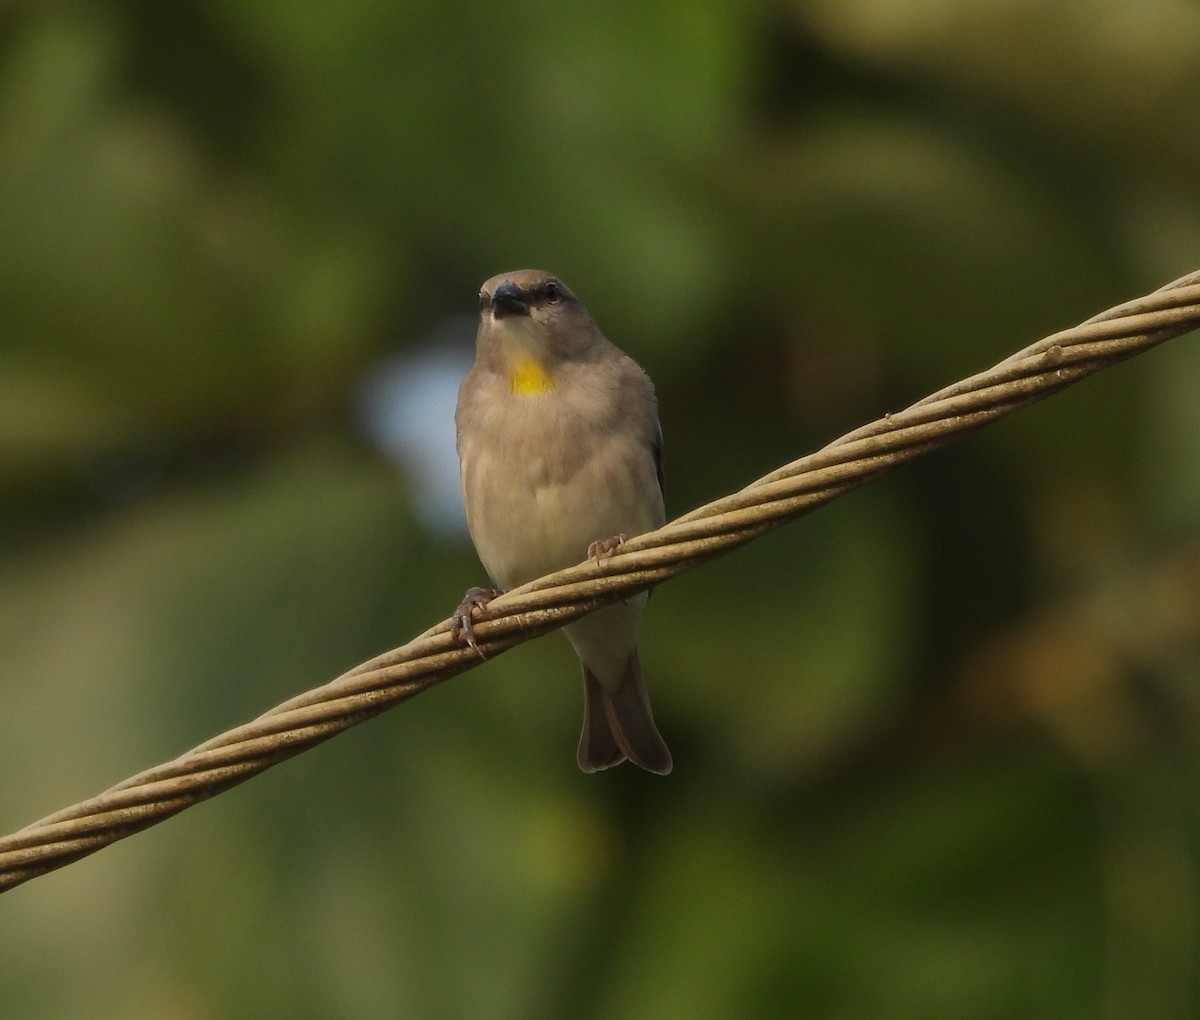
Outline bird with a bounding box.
[452,269,672,774]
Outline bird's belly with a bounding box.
[462,442,660,591]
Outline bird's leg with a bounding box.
[587,533,627,566]
[450,586,503,659]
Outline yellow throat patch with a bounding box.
[509,355,555,395]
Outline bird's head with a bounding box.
[476,270,596,394]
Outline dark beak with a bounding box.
[490,280,530,318]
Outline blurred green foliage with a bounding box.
[2,2,1200,1018]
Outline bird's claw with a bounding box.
[588,533,627,566]
[450,587,502,659]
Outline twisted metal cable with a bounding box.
[3,270,1199,893]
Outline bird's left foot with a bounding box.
[587,534,627,566]
[450,587,502,659]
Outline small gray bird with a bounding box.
[453,269,672,775]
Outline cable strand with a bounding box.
[2,271,1199,892]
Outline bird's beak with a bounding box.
[490,281,531,318]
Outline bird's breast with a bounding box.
[459,386,662,591]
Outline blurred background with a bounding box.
[2,1,1199,1017]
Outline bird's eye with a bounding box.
[543,282,561,303]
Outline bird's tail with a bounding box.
[577,652,672,775]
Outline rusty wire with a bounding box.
[2,269,1199,893]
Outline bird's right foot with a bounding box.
[450,587,502,659]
